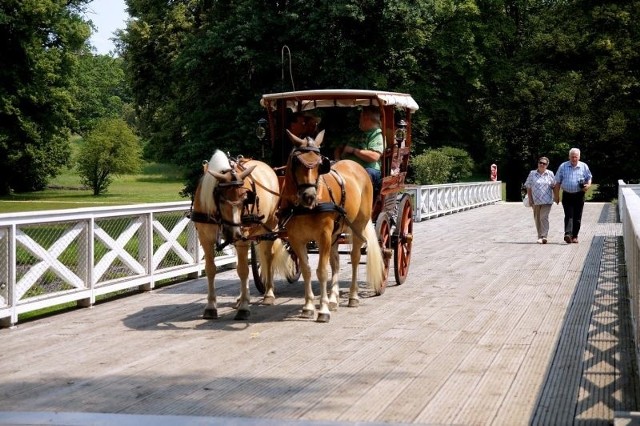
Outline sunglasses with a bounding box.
[538,162,548,166]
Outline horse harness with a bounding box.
[280,143,366,243]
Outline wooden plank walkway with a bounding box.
[1,202,638,425]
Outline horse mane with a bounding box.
[199,150,231,213]
[280,149,300,208]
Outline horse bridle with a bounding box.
[211,169,252,228]
[289,141,331,191]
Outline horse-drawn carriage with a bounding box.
[191,89,419,322]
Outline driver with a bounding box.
[334,106,383,194]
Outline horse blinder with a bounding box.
[319,156,331,175]
[244,190,256,205]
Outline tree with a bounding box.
[480,0,640,200]
[119,0,640,201]
[70,54,130,135]
[0,1,92,195]
[76,118,141,195]
[120,0,438,194]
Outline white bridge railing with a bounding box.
[618,180,640,359]
[404,181,502,221]
[0,181,503,328]
[0,202,237,328]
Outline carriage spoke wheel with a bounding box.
[375,212,392,295]
[394,194,413,285]
[250,242,265,294]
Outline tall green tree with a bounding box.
[0,0,92,194]
[70,54,130,135]
[120,0,486,193]
[120,0,640,201]
[481,0,640,200]
[536,0,640,200]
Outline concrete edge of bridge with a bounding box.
[0,412,419,426]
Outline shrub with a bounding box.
[411,146,474,185]
[412,149,453,185]
[438,146,474,182]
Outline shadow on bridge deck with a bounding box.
[530,204,640,424]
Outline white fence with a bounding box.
[0,181,503,328]
[404,181,503,221]
[618,180,640,357]
[0,202,237,328]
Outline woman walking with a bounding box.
[525,157,555,244]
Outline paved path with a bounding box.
[1,202,638,425]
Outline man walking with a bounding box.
[553,148,593,244]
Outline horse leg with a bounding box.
[234,242,252,320]
[291,240,314,319]
[328,242,340,311]
[316,235,332,323]
[348,230,365,308]
[199,227,219,319]
[260,241,276,305]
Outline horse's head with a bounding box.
[285,129,330,209]
[209,165,256,242]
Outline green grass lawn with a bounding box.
[0,163,188,214]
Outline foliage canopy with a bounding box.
[0,0,92,195]
[1,0,639,201]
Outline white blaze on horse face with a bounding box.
[230,200,244,240]
[297,166,319,209]
[218,193,244,242]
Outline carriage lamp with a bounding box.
[255,118,268,141]
[395,119,407,144]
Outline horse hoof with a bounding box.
[301,309,314,319]
[262,296,275,305]
[329,301,338,311]
[316,313,330,323]
[348,298,359,308]
[234,309,251,321]
[203,308,218,320]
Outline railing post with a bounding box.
[187,220,200,279]
[139,213,153,292]
[77,218,92,308]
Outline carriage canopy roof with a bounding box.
[260,89,419,113]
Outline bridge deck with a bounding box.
[1,202,638,425]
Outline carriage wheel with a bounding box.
[251,242,266,294]
[393,193,413,285]
[375,212,392,295]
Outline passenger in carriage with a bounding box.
[271,111,320,169]
[290,111,321,139]
[334,106,383,194]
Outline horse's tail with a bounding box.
[363,219,384,294]
[268,238,296,279]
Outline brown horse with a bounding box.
[274,130,384,322]
[191,150,289,320]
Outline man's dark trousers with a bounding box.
[562,191,585,237]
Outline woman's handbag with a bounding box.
[523,196,530,207]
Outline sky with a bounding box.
[86,0,129,55]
